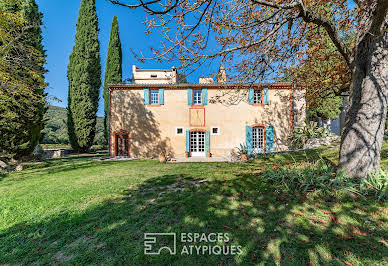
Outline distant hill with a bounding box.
[42,105,105,145]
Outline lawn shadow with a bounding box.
[0,170,386,265]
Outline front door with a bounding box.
[116,132,129,157]
[190,131,206,157]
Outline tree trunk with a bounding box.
[338,8,388,179]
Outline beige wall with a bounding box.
[110,87,298,157]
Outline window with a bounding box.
[150,89,159,104]
[211,127,220,135]
[253,89,262,104]
[252,127,265,152]
[176,127,184,136]
[193,89,202,105]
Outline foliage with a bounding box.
[289,26,351,122]
[236,143,248,155]
[0,0,47,160]
[67,0,101,152]
[360,170,388,201]
[42,105,105,145]
[262,160,387,201]
[289,121,331,149]
[103,15,122,142]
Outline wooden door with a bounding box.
[116,132,129,157]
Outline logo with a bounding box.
[144,232,242,256]
[144,233,177,255]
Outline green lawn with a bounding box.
[0,143,387,265]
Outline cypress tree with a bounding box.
[103,16,122,142]
[67,0,101,152]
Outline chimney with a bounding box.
[216,63,226,83]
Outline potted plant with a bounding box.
[236,143,248,161]
[159,151,167,163]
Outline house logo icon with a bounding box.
[144,233,177,255]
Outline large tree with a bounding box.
[289,27,350,122]
[67,0,101,152]
[0,0,46,160]
[110,0,387,179]
[103,15,122,143]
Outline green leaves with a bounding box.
[67,0,101,152]
[103,15,122,142]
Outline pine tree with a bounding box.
[103,15,122,143]
[0,0,47,160]
[67,0,101,152]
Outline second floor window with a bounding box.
[253,89,262,104]
[150,89,159,104]
[193,89,202,105]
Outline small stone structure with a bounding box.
[304,136,340,149]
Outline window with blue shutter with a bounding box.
[203,88,207,105]
[266,125,274,152]
[144,88,149,105]
[263,87,269,105]
[248,87,254,105]
[187,88,193,106]
[185,130,190,152]
[159,88,164,105]
[246,125,253,154]
[206,131,210,156]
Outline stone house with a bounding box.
[108,65,306,158]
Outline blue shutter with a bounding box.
[203,88,208,105]
[144,88,149,105]
[248,87,254,105]
[263,87,269,104]
[185,131,190,152]
[206,131,210,156]
[159,88,164,105]
[266,125,274,152]
[246,125,253,154]
[187,88,193,106]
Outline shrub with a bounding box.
[261,160,387,201]
[360,170,388,201]
[289,121,331,149]
[236,143,248,155]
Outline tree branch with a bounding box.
[251,0,352,67]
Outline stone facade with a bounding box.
[109,72,305,158]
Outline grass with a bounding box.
[0,143,387,265]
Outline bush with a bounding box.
[289,121,331,149]
[261,160,387,201]
[360,170,388,201]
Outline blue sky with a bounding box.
[36,0,213,116]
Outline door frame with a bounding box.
[189,128,206,157]
[113,130,131,157]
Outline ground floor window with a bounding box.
[252,127,264,153]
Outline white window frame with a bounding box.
[175,127,184,136]
[253,89,262,104]
[211,126,220,136]
[252,126,265,153]
[193,89,202,105]
[150,89,159,105]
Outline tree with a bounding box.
[104,15,122,143]
[289,27,350,122]
[67,0,101,152]
[0,0,47,160]
[110,0,388,179]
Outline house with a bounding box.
[108,65,306,158]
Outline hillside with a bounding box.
[42,105,105,145]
